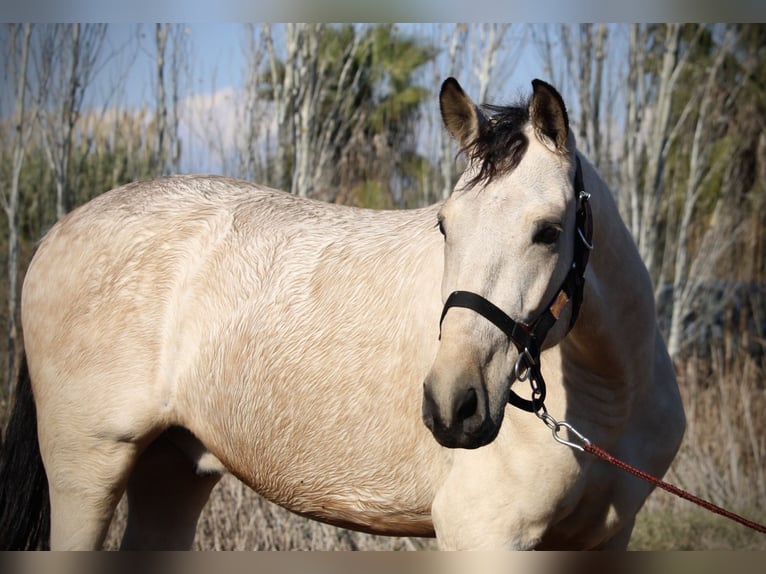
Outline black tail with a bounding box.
[0,354,50,550]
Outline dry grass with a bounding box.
[629,349,766,550]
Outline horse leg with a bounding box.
[44,439,138,550]
[120,429,222,550]
[430,453,549,550]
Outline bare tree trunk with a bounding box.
[440,24,466,199]
[264,23,299,190]
[620,24,648,240]
[637,23,689,281]
[154,23,168,175]
[270,23,383,203]
[590,24,607,168]
[576,24,593,157]
[292,24,322,198]
[667,28,736,358]
[312,28,366,203]
[56,23,80,219]
[243,23,264,181]
[531,24,566,89]
[474,24,510,105]
[168,25,187,174]
[35,24,107,219]
[2,23,32,397]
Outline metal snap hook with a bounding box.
[552,421,592,452]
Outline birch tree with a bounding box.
[154,23,169,175]
[1,24,32,396]
[635,23,682,280]
[263,23,299,190]
[620,24,646,236]
[291,24,323,198]
[576,24,608,168]
[32,24,107,219]
[261,24,434,204]
[531,24,567,90]
[437,23,467,199]
[242,23,266,181]
[531,24,609,169]
[153,24,188,175]
[663,27,766,358]
[472,23,511,105]
[633,25,712,284]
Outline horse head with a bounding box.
[422,77,586,449]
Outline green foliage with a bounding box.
[258,24,437,206]
[365,24,436,134]
[347,180,392,210]
[647,25,766,288]
[346,25,436,207]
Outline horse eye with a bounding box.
[436,217,446,238]
[534,225,561,245]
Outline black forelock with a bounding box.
[460,99,531,189]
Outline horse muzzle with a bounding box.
[421,371,502,449]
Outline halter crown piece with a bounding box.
[438,155,593,412]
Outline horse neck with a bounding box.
[561,155,658,392]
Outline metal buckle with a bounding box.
[577,227,594,251]
[514,348,535,381]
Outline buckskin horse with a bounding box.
[0,77,685,549]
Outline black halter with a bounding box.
[438,155,593,412]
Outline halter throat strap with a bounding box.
[438,155,593,412]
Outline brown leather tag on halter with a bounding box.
[549,290,570,320]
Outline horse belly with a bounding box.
[173,302,448,537]
[188,385,442,536]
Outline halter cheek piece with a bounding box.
[438,155,593,413]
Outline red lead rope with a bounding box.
[533,390,766,535]
[582,441,766,535]
[522,354,764,534]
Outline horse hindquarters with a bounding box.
[34,390,221,549]
[0,353,134,550]
[0,354,50,550]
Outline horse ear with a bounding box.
[440,77,488,148]
[530,79,570,152]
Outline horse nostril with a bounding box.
[456,387,478,422]
[422,386,438,430]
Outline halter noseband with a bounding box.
[438,155,593,413]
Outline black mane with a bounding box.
[461,100,531,189]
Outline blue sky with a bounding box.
[98,24,546,111]
[1,23,646,175]
[62,23,554,173]
[97,24,251,108]
[2,23,630,174]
